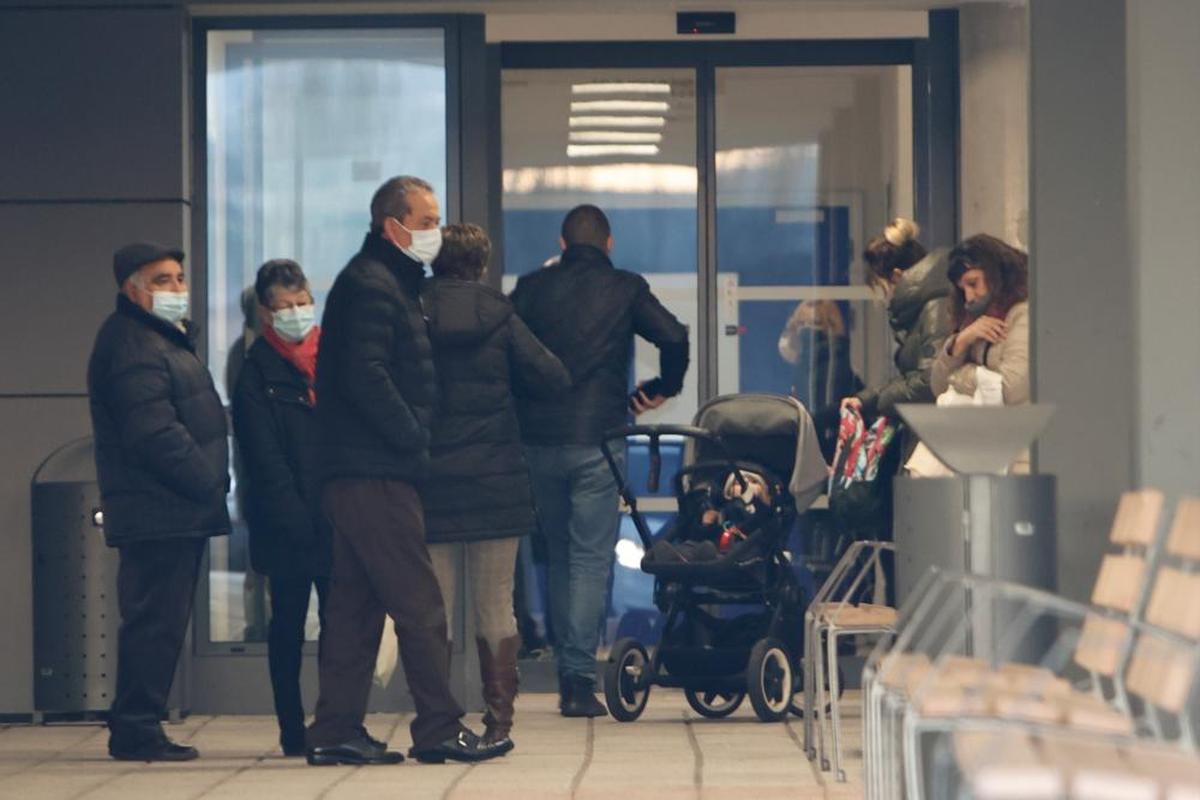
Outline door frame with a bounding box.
[497,25,959,404]
[187,14,492,717]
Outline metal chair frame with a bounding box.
[803,538,897,781]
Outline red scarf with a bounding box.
[263,325,320,405]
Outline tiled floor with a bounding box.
[0,692,865,799]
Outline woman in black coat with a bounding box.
[420,224,570,752]
[231,259,331,756]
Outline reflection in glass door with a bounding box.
[714,66,914,418]
[501,68,699,426]
[501,68,699,629]
[203,27,448,647]
[500,57,920,648]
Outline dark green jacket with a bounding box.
[856,249,952,418]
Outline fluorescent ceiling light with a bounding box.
[569,115,666,128]
[567,144,660,157]
[570,100,670,113]
[569,131,663,143]
[571,82,672,95]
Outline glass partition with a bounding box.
[203,26,448,645]
[714,66,914,415]
[501,68,700,428]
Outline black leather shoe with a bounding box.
[357,726,388,754]
[409,727,508,764]
[307,735,405,766]
[560,677,607,718]
[110,737,199,762]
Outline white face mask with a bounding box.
[151,290,189,325]
[399,222,443,265]
[271,305,316,343]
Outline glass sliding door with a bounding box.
[499,48,923,655]
[501,68,700,426]
[203,26,448,646]
[501,67,700,640]
[713,66,914,415]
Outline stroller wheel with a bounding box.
[746,638,792,722]
[685,689,745,719]
[603,638,651,722]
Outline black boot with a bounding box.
[560,675,607,718]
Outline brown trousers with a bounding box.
[307,479,463,750]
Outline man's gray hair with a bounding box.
[370,175,434,228]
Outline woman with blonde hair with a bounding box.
[841,218,953,421]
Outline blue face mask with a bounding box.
[272,305,316,343]
[151,291,189,326]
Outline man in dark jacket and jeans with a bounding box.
[88,243,230,761]
[511,204,689,716]
[305,176,502,766]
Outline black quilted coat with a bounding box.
[315,232,437,483]
[420,278,570,543]
[87,295,230,546]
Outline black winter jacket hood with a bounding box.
[888,249,951,335]
[426,280,512,348]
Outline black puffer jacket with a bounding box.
[855,249,953,418]
[316,232,437,483]
[87,295,230,546]
[232,337,331,577]
[510,244,689,445]
[420,279,570,543]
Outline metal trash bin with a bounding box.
[893,404,1058,664]
[32,437,117,717]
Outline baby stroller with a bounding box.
[599,393,828,722]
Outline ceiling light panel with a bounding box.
[570,100,670,113]
[569,131,663,143]
[571,82,672,95]
[567,144,660,157]
[569,115,666,128]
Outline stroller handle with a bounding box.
[600,425,742,550]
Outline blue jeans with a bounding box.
[526,444,624,682]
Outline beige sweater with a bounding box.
[931,301,1030,404]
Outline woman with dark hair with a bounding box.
[420,223,570,754]
[842,218,953,420]
[931,233,1030,406]
[231,259,330,756]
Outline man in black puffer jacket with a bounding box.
[88,243,230,762]
[305,176,502,767]
[511,204,689,717]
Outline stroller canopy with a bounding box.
[687,393,829,513]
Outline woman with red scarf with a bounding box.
[232,259,329,756]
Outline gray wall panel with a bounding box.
[1128,0,1200,501]
[0,7,186,201]
[0,397,93,714]
[0,202,188,395]
[1028,0,1132,602]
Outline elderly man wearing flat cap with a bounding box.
[87,243,230,761]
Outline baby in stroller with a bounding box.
[646,469,776,566]
[600,393,830,723]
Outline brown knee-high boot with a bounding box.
[477,636,520,751]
